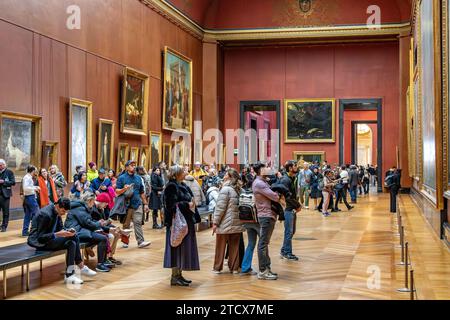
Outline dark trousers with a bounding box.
[335,189,352,210]
[40,235,83,269]
[80,232,107,264]
[257,217,276,272]
[0,194,10,229]
[363,180,370,194]
[390,188,398,213]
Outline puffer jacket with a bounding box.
[206,186,219,211]
[184,175,206,206]
[213,182,245,234]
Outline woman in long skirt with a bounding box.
[163,165,201,286]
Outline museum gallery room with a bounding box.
[0,0,449,302]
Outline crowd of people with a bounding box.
[0,157,387,286]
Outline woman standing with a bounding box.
[150,166,164,228]
[163,165,200,286]
[309,167,322,210]
[37,168,59,208]
[321,170,336,217]
[212,168,245,274]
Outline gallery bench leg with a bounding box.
[3,269,6,299]
[26,264,30,291]
[40,260,43,272]
[21,265,24,277]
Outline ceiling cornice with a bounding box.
[140,0,411,42]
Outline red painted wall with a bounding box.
[343,110,378,164]
[224,42,399,180]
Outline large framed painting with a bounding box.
[97,119,115,171]
[443,0,450,194]
[149,131,162,169]
[162,46,193,134]
[293,151,325,166]
[0,112,41,180]
[116,143,129,174]
[41,141,58,170]
[69,98,92,182]
[130,147,139,162]
[285,99,335,143]
[139,146,150,171]
[418,0,442,207]
[163,143,172,166]
[121,67,149,136]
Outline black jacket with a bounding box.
[28,204,63,248]
[150,173,164,210]
[64,201,109,239]
[0,169,15,198]
[163,180,201,227]
[277,175,301,211]
[349,169,359,187]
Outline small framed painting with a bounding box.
[163,143,172,166]
[41,141,58,170]
[149,131,162,169]
[139,145,150,171]
[130,147,139,162]
[97,119,115,171]
[293,151,326,166]
[116,143,129,174]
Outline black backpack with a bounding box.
[238,189,257,223]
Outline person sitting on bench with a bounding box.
[27,197,97,285]
[65,190,113,272]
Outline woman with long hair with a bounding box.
[163,165,200,286]
[150,165,164,228]
[37,168,59,208]
[212,168,245,274]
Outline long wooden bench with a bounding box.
[0,242,89,299]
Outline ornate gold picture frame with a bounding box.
[162,46,193,134]
[121,67,149,136]
[42,141,58,170]
[97,119,115,171]
[284,99,336,143]
[293,151,325,166]
[69,98,92,182]
[116,143,129,174]
[0,111,42,180]
[163,143,172,166]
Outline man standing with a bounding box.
[386,167,401,213]
[116,160,151,248]
[22,165,40,236]
[252,163,280,280]
[0,159,15,232]
[278,160,302,261]
[298,162,312,209]
[348,165,359,203]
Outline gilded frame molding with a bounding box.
[139,145,150,171]
[443,0,450,197]
[120,67,149,136]
[162,46,193,134]
[149,131,162,169]
[293,151,326,165]
[97,118,115,171]
[68,98,92,183]
[163,142,172,166]
[42,140,59,169]
[116,143,129,174]
[130,147,140,162]
[284,98,336,143]
[0,111,42,181]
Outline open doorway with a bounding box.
[339,99,382,192]
[239,100,280,169]
[351,121,378,166]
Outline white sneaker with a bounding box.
[122,244,129,248]
[80,265,97,277]
[212,269,222,274]
[138,241,151,248]
[304,206,309,209]
[64,274,84,284]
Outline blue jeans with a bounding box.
[257,217,276,272]
[241,223,260,273]
[23,195,39,235]
[281,210,295,256]
[349,186,357,202]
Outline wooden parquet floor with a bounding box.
[1,189,449,300]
